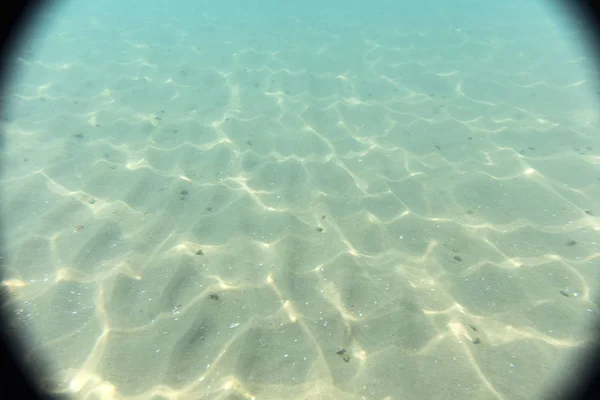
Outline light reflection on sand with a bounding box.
[1,2,599,399]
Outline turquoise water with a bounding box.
[1,1,599,399]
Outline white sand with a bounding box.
[1,1,599,399]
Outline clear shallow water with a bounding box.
[1,1,599,399]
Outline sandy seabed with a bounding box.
[1,3,599,400]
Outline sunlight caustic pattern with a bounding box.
[1,3,599,400]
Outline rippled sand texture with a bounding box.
[1,1,599,399]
